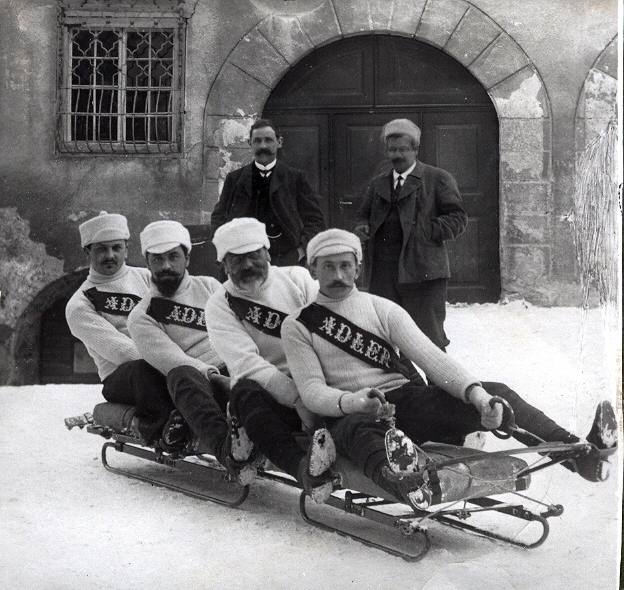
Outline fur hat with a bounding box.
[307,228,362,265]
[79,212,130,248]
[381,118,421,146]
[212,217,271,262]
[140,220,192,256]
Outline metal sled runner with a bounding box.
[65,400,589,561]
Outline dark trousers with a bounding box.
[166,366,229,459]
[328,380,577,499]
[229,379,305,479]
[101,360,174,443]
[369,263,449,351]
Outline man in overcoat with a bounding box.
[355,118,467,351]
[211,119,325,267]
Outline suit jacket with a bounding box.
[355,160,468,284]
[210,161,325,254]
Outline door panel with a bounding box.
[420,111,499,301]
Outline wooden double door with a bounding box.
[264,36,500,303]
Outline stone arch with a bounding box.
[575,35,618,158]
[8,268,89,385]
[203,0,553,302]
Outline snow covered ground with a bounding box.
[0,302,621,590]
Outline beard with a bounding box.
[153,272,184,297]
[231,266,268,292]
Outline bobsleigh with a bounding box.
[66,398,587,561]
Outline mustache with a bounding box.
[255,148,273,155]
[155,270,180,278]
[102,258,118,265]
[328,280,349,289]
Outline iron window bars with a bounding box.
[58,15,185,154]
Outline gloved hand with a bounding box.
[468,385,503,430]
[339,388,387,417]
[354,224,370,242]
[199,365,219,380]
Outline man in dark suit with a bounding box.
[354,119,468,351]
[210,119,325,266]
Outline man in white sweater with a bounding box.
[127,220,256,479]
[206,218,338,501]
[281,229,618,507]
[66,212,176,445]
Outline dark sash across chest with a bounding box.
[146,297,206,331]
[84,287,141,316]
[296,303,410,377]
[226,292,288,338]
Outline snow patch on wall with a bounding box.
[0,208,64,329]
[494,74,543,118]
[218,117,254,147]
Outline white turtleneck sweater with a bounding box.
[127,271,223,377]
[65,264,152,380]
[281,287,480,417]
[205,265,318,407]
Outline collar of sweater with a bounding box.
[87,264,130,284]
[316,285,358,306]
[226,265,277,299]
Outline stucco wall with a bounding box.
[0,0,618,383]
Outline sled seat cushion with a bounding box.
[92,402,136,434]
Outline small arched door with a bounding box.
[264,35,500,303]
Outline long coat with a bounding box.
[355,160,468,284]
[210,161,325,252]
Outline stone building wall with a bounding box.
[0,0,618,383]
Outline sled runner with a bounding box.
[65,396,599,561]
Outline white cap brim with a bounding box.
[146,241,186,255]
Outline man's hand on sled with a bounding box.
[468,386,503,430]
[340,389,387,417]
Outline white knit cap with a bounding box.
[381,118,421,146]
[212,217,270,262]
[79,211,130,248]
[307,228,362,265]
[140,220,192,256]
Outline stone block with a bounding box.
[258,16,315,65]
[333,0,373,35]
[502,182,550,215]
[368,0,394,31]
[299,0,342,45]
[594,37,617,77]
[501,245,551,292]
[490,66,546,119]
[444,5,501,66]
[469,34,531,89]
[207,64,271,117]
[499,119,547,180]
[388,0,426,34]
[416,0,468,49]
[229,29,290,88]
[503,215,548,244]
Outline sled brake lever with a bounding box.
[488,396,516,439]
[488,396,546,443]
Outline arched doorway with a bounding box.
[264,35,499,303]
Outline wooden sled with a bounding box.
[66,402,573,561]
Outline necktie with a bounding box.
[260,171,271,179]
[395,176,403,190]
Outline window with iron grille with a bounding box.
[58,15,185,154]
